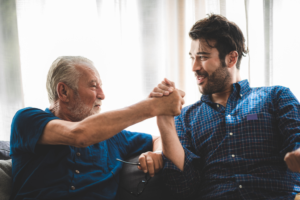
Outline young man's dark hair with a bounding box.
[189,14,248,69]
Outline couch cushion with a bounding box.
[0,159,12,200]
[117,154,172,200]
[0,141,10,160]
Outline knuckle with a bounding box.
[146,159,153,164]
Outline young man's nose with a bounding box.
[192,59,202,72]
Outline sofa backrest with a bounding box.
[0,141,10,160]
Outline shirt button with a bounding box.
[75,170,80,174]
[240,94,243,97]
[76,152,81,157]
[239,185,242,188]
[232,154,235,157]
[71,186,75,190]
[230,132,233,136]
[217,104,219,107]
[227,115,231,117]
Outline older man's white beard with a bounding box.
[68,95,100,122]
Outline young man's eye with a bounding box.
[198,56,207,60]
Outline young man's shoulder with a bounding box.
[251,85,293,98]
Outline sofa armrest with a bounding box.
[0,159,12,200]
[117,154,171,200]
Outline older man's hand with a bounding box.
[284,149,300,172]
[138,151,163,177]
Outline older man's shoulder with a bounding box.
[12,107,56,127]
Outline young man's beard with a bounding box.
[197,60,231,95]
[68,94,99,121]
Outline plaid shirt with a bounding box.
[162,80,300,200]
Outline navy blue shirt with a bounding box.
[163,80,300,199]
[10,108,153,200]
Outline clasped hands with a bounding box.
[138,78,184,177]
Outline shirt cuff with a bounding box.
[162,147,200,172]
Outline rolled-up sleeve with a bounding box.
[276,87,300,155]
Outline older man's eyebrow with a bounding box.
[89,80,98,85]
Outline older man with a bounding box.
[10,56,184,200]
[152,14,300,199]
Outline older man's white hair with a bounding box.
[46,56,94,105]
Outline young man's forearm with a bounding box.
[152,136,162,152]
[157,116,185,171]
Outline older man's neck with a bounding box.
[50,103,73,121]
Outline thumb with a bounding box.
[178,90,185,98]
[164,78,174,87]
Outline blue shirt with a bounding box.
[163,80,300,200]
[10,108,152,200]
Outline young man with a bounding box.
[152,14,300,199]
[10,56,185,200]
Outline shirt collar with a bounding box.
[200,79,250,103]
[45,108,55,116]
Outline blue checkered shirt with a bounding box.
[162,80,300,200]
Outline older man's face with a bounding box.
[68,63,105,121]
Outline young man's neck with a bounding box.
[211,72,242,107]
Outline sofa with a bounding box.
[0,141,173,200]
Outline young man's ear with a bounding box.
[225,51,238,68]
[57,82,71,102]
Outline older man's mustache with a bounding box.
[94,101,102,106]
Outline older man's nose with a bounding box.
[97,88,105,100]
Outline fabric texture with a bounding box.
[163,79,300,200]
[10,107,153,200]
[0,141,10,160]
[0,159,12,200]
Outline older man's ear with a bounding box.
[56,82,71,103]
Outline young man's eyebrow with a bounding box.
[196,52,210,55]
[189,52,211,56]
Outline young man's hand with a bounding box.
[138,151,163,177]
[149,78,175,98]
[284,149,300,172]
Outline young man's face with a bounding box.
[189,39,231,95]
[68,63,105,121]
